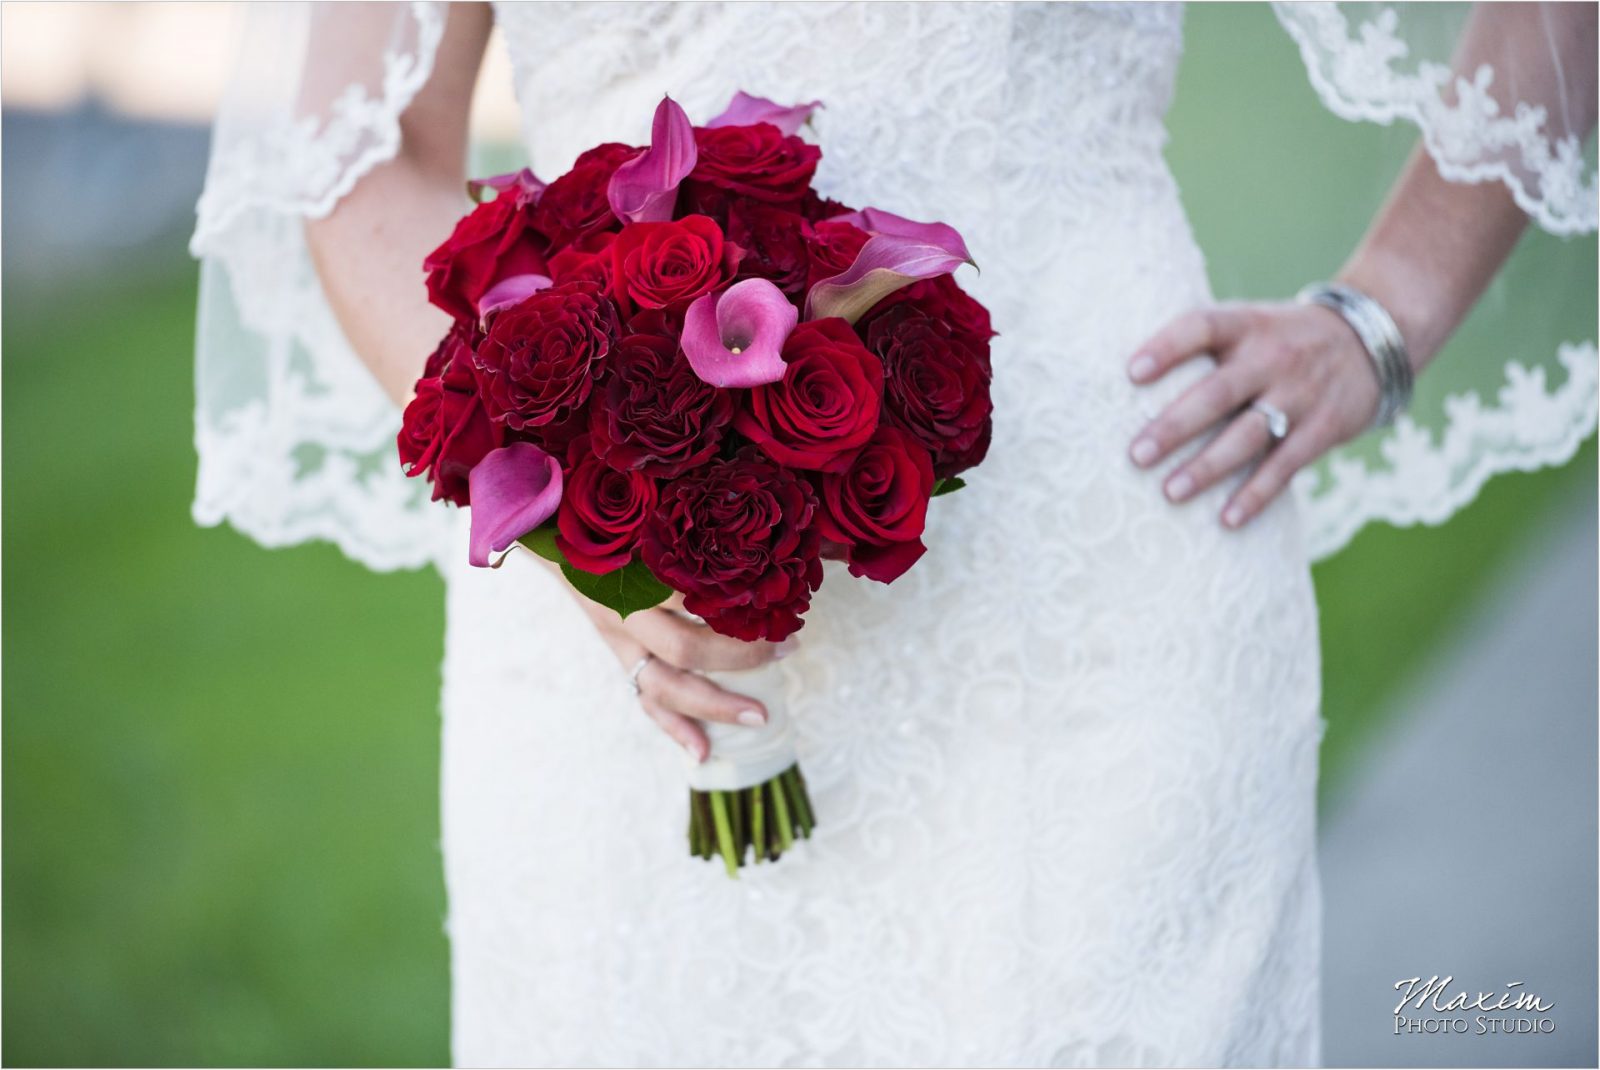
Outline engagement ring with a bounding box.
[1250,400,1290,441]
[626,655,654,696]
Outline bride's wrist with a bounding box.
[1334,252,1448,375]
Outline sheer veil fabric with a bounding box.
[191,1,1597,573]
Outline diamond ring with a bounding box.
[626,654,655,696]
[1250,400,1290,441]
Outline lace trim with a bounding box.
[190,0,446,255]
[1298,340,1598,559]
[190,0,452,572]
[1274,1,1598,237]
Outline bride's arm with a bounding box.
[1124,2,1597,529]
[303,3,782,757]
[303,4,492,406]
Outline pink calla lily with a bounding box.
[827,207,974,266]
[803,209,976,324]
[477,273,551,322]
[681,278,798,388]
[467,443,564,567]
[467,168,546,206]
[607,96,697,224]
[705,91,823,136]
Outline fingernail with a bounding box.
[1166,473,1194,502]
[774,638,800,659]
[1222,505,1244,529]
[1129,353,1157,381]
[685,740,706,762]
[1130,438,1159,467]
[737,709,766,727]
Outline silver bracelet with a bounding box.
[1296,282,1414,428]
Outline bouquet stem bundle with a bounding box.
[689,765,816,877]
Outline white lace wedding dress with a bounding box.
[438,4,1325,1066]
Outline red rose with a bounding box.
[862,274,996,368]
[547,231,615,291]
[532,142,637,251]
[863,304,992,479]
[642,448,822,641]
[590,314,735,478]
[555,434,657,574]
[815,425,935,583]
[735,318,884,472]
[398,324,501,506]
[609,215,736,312]
[472,281,620,444]
[727,201,810,298]
[424,193,548,323]
[804,219,871,290]
[687,123,821,204]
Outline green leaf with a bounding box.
[931,476,966,497]
[517,524,565,564]
[559,558,673,619]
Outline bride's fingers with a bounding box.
[643,659,768,727]
[639,693,709,762]
[1129,362,1260,469]
[1162,405,1275,503]
[1221,422,1324,529]
[1127,305,1250,384]
[627,608,790,672]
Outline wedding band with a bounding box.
[626,654,654,696]
[1251,400,1290,441]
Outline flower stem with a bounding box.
[750,783,767,862]
[710,790,738,878]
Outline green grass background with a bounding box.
[3,6,1594,1066]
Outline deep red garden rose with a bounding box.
[473,281,620,444]
[799,190,857,223]
[642,448,823,641]
[398,324,501,506]
[424,193,548,323]
[805,219,871,291]
[735,317,884,472]
[555,434,658,574]
[815,425,935,583]
[609,214,737,312]
[727,201,810,297]
[531,142,637,251]
[863,303,992,478]
[861,273,996,367]
[591,312,734,477]
[688,123,821,204]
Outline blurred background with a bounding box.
[2,3,1595,1067]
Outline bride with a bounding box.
[190,2,1596,1066]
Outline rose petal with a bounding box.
[681,278,797,388]
[467,443,564,567]
[607,96,697,224]
[477,273,552,321]
[467,168,546,206]
[848,537,926,584]
[705,91,823,136]
[803,231,972,324]
[826,207,973,266]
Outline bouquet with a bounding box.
[399,92,995,877]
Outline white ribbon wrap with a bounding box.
[687,660,797,792]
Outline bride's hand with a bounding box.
[567,587,795,762]
[1124,301,1383,529]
